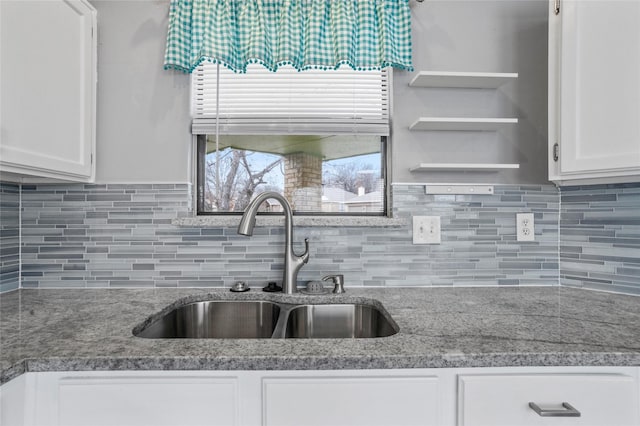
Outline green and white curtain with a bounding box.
[164,0,414,73]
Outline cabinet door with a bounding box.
[0,374,27,426]
[33,374,240,426]
[0,0,96,181]
[549,0,640,182]
[263,375,441,426]
[458,373,639,426]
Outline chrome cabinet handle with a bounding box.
[529,402,581,417]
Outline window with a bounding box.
[193,63,390,215]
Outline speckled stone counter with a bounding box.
[2,287,640,385]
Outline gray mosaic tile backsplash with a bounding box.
[5,180,640,296]
[0,183,20,293]
[560,183,640,295]
[12,183,559,289]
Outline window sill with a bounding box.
[172,215,407,228]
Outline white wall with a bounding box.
[91,0,548,185]
[92,0,191,183]
[393,0,549,184]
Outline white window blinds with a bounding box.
[191,63,390,136]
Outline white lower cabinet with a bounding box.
[458,373,639,426]
[1,370,449,426]
[36,373,239,426]
[262,375,441,426]
[1,367,638,426]
[0,374,26,426]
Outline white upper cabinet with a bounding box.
[0,0,97,182]
[549,0,640,184]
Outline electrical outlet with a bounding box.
[413,216,441,244]
[516,213,535,242]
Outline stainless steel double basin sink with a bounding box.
[133,299,398,339]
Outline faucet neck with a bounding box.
[237,192,309,294]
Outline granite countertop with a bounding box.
[2,286,640,385]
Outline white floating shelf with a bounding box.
[409,71,518,89]
[409,117,518,132]
[409,163,520,173]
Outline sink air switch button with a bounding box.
[230,281,250,292]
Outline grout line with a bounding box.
[18,183,22,290]
[556,185,561,287]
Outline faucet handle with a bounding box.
[322,274,345,294]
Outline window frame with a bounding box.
[192,65,393,217]
[195,135,390,216]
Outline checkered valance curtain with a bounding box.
[164,0,414,73]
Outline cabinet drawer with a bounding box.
[263,375,440,426]
[50,375,239,426]
[458,373,639,426]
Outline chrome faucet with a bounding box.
[237,192,309,294]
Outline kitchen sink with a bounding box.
[134,299,398,339]
[133,300,281,338]
[284,304,397,338]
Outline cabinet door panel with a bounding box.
[0,374,27,426]
[458,373,639,426]
[263,375,440,426]
[0,0,96,181]
[559,0,640,175]
[52,375,238,426]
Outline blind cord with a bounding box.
[215,63,220,208]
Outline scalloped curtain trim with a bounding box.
[164,0,414,73]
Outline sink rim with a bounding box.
[132,294,400,340]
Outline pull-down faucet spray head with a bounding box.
[237,192,310,294]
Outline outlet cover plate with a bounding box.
[516,213,535,242]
